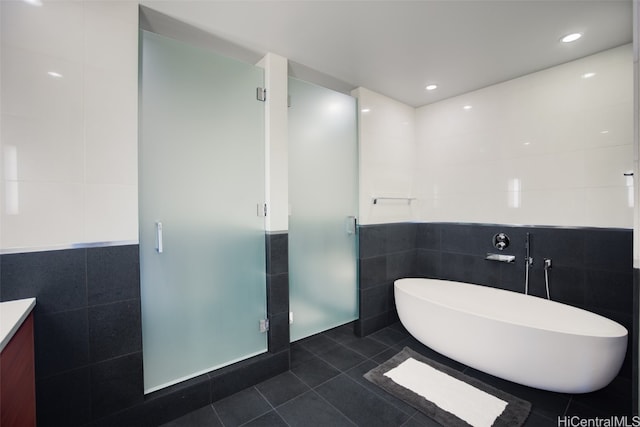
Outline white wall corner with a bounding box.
[257,53,289,232]
[352,87,417,225]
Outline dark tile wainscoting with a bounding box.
[266,232,290,354]
[357,223,416,335]
[0,234,290,427]
[634,267,639,416]
[1,246,143,426]
[1,224,635,424]
[357,222,635,383]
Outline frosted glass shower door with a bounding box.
[139,31,267,393]
[288,77,359,341]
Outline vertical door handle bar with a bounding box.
[156,222,163,253]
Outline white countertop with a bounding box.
[0,298,36,353]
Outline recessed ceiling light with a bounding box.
[561,33,582,43]
[425,84,438,91]
[361,108,371,113]
[47,71,63,78]
[600,130,609,134]
[22,0,43,6]
[582,72,596,79]
[463,105,472,110]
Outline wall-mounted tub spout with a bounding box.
[485,253,516,263]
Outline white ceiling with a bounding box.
[142,0,633,107]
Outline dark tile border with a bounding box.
[633,268,639,416]
[1,238,291,427]
[357,222,634,384]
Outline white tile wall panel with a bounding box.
[415,44,634,228]
[0,0,138,251]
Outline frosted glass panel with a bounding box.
[288,77,359,341]
[139,31,267,393]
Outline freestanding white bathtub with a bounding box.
[394,278,628,394]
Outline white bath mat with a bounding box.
[384,357,508,427]
[364,347,531,427]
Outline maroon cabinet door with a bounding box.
[1,313,36,427]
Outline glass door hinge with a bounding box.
[256,87,266,102]
[259,318,269,333]
[257,203,267,217]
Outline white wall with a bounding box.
[0,1,290,254]
[2,1,634,253]
[256,53,289,233]
[352,87,416,225]
[415,44,634,228]
[0,0,139,252]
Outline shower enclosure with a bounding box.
[139,31,267,393]
[288,77,359,341]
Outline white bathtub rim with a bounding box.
[394,278,628,339]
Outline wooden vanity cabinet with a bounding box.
[0,313,36,427]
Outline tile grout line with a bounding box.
[253,385,277,412]
[210,403,226,427]
[271,407,293,427]
[251,384,293,427]
[221,386,272,427]
[304,336,386,377]
[285,369,357,425]
[310,331,422,420]
[562,396,573,417]
[301,373,359,427]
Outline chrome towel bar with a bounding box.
[372,197,416,205]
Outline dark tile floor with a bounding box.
[160,322,633,427]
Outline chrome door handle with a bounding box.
[156,222,163,253]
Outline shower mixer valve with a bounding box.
[492,233,510,250]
